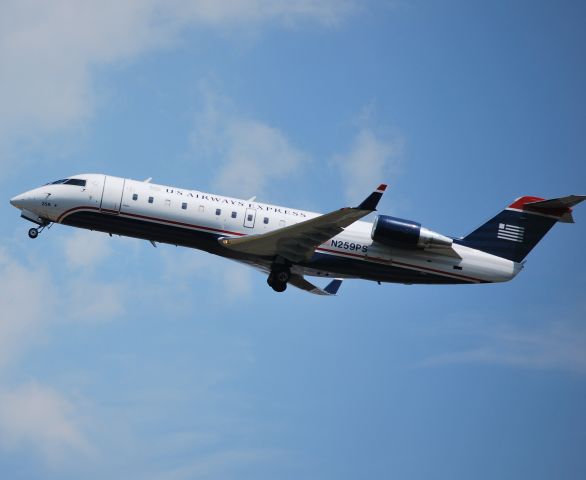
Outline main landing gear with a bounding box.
[267,262,291,293]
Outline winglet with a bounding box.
[357,184,387,211]
[324,278,343,295]
[288,275,343,296]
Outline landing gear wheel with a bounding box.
[271,281,287,293]
[275,270,290,283]
[267,267,290,293]
[28,228,39,239]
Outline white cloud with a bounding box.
[63,230,113,270]
[160,247,254,301]
[59,230,126,321]
[174,0,358,27]
[0,0,359,168]
[0,248,56,367]
[66,280,126,322]
[333,128,404,203]
[0,382,92,466]
[0,234,127,367]
[212,118,307,197]
[0,1,164,137]
[191,89,308,197]
[418,314,586,374]
[220,262,254,298]
[151,448,285,480]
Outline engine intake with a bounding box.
[371,215,453,249]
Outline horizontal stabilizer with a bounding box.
[523,195,586,223]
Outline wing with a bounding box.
[224,258,344,295]
[218,184,387,263]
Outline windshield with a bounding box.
[63,179,86,186]
[48,178,86,187]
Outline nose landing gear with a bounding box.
[27,222,50,239]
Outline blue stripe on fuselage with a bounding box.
[61,210,471,285]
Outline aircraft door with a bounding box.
[243,208,256,228]
[100,175,125,214]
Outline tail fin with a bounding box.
[456,195,585,263]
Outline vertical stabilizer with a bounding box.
[455,195,585,262]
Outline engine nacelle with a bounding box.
[371,215,453,249]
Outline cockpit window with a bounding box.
[64,179,86,187]
[49,178,86,186]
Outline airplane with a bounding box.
[9,174,585,295]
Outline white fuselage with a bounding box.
[10,174,521,285]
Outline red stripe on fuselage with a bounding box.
[315,247,481,283]
[58,206,481,283]
[57,206,245,237]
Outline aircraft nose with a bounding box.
[10,193,27,209]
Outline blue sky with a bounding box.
[1,1,585,478]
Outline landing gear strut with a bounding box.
[267,262,291,293]
[27,222,50,239]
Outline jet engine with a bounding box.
[371,215,453,249]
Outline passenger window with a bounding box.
[182,202,187,210]
[231,211,237,218]
[132,194,138,201]
[148,196,154,204]
[247,214,253,222]
[263,217,269,224]
[215,208,221,216]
